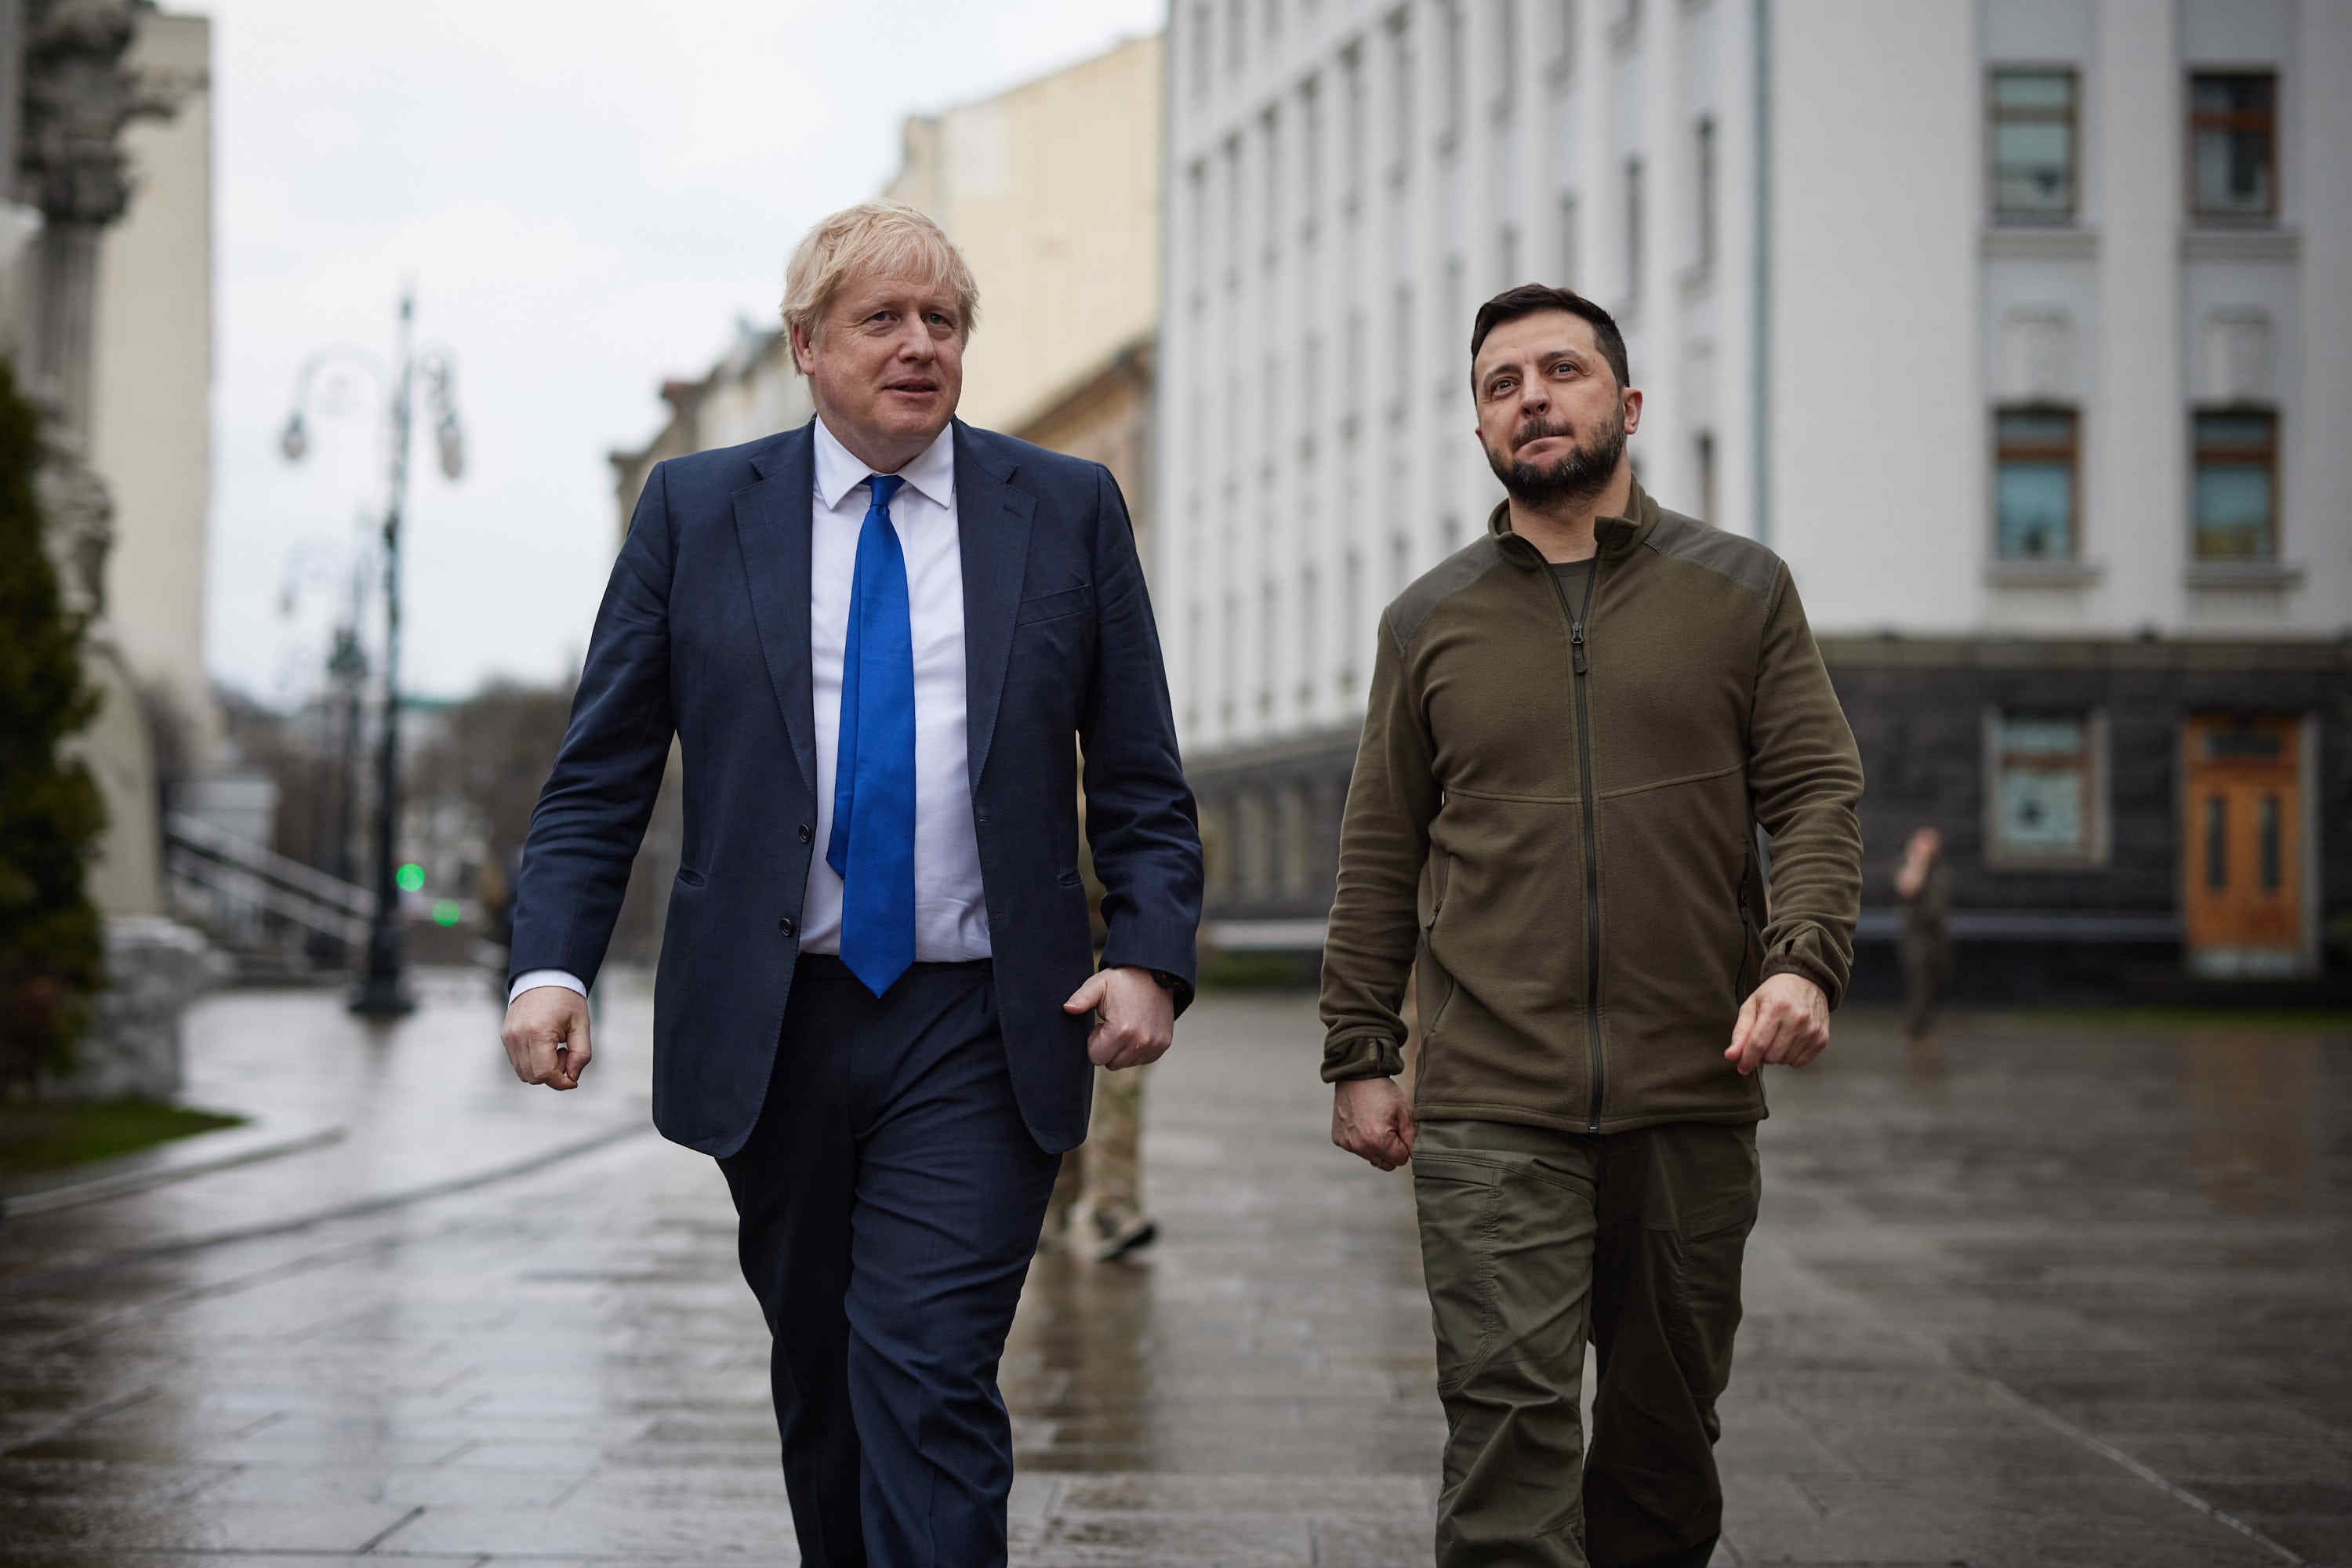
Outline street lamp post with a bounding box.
[278,285,466,1018]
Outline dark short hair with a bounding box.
[1469,283,1631,392]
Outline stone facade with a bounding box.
[1164,0,2351,995]
[3,0,220,1094]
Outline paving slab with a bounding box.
[0,983,2345,1564]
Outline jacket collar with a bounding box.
[1489,474,1661,569]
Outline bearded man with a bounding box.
[1320,283,1864,1566]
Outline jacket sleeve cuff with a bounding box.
[1100,921,1199,1018]
[1322,1033,1406,1083]
[1760,952,1846,1011]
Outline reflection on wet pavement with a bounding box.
[0,985,2345,1564]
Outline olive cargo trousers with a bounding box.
[1411,1119,1761,1568]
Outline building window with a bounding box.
[1500,222,1520,283]
[1200,796,1231,901]
[2189,71,2277,222]
[1341,47,1366,200]
[1560,193,1581,290]
[1440,0,1465,143]
[1389,9,1415,177]
[1694,430,1716,522]
[1236,790,1272,901]
[1623,157,1643,306]
[1278,784,1310,898]
[1993,406,2080,561]
[1988,67,2078,224]
[1260,583,1279,714]
[1549,1,1577,78]
[1298,566,1320,701]
[1987,711,2104,865]
[1341,548,1364,691]
[1301,78,1324,220]
[1693,116,1717,270]
[1494,0,1520,117]
[1228,0,1247,71]
[1262,107,1284,261]
[2191,408,2279,561]
[1192,4,1212,101]
[1390,283,1414,420]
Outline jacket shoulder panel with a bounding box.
[663,430,793,499]
[1643,510,1782,601]
[1387,536,1508,648]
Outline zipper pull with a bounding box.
[1570,622,1588,675]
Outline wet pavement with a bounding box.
[0,981,2347,1565]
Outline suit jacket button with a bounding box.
[797,824,813,844]
[778,917,796,938]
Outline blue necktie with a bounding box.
[827,474,916,996]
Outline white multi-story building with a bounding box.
[1161,0,2350,991]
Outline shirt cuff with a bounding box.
[510,969,587,1005]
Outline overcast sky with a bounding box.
[203,0,1163,706]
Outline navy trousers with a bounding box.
[719,956,1060,1568]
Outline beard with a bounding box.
[1484,398,1627,507]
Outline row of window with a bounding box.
[1190,1,1589,115]
[1991,67,2279,226]
[1994,406,2282,564]
[1193,710,2266,899]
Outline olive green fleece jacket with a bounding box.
[1319,480,1864,1134]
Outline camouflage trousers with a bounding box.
[1047,1064,1147,1225]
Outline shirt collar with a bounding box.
[812,415,956,512]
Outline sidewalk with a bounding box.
[0,968,653,1296]
[0,989,2344,1563]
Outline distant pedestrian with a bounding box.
[1896,826,1951,1041]
[1045,1065,1157,1259]
[498,201,1201,1567]
[1321,284,1864,1566]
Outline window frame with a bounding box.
[1987,64,2081,227]
[2190,405,2281,563]
[1693,114,1718,272]
[1991,403,2082,563]
[1982,708,2110,869]
[2187,69,2279,224]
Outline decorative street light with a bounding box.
[278,285,466,1018]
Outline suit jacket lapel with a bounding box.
[956,421,1034,790]
[733,423,819,796]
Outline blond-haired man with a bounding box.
[499,201,1202,1565]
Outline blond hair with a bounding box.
[780,200,980,362]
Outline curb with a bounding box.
[0,1123,348,1221]
[0,1116,655,1297]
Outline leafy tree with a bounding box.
[0,358,105,1098]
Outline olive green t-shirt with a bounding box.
[1548,558,1595,604]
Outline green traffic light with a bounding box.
[431,898,463,927]
[396,862,425,893]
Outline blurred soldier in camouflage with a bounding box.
[1045,847,1159,1260]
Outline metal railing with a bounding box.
[162,813,372,948]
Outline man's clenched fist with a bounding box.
[503,985,592,1091]
[1723,972,1830,1076]
[1332,1075,1416,1171]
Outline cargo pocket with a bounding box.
[1661,1133,1761,1423]
[1413,1152,1503,1392]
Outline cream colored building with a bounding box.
[89,6,216,759]
[886,34,1160,436]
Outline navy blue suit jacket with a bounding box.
[509,419,1203,1157]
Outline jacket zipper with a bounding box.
[1544,560,1606,1134]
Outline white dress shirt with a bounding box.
[510,416,989,1004]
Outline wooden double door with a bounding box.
[2181,715,2308,976]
